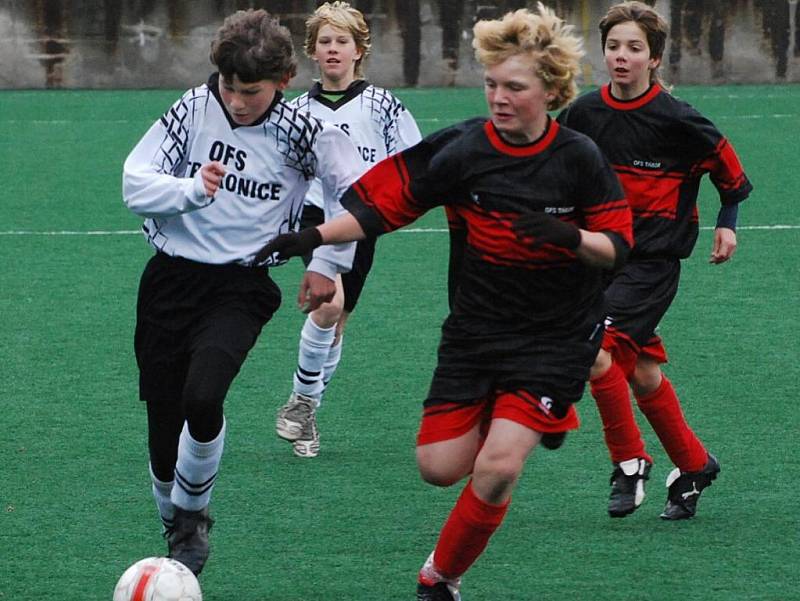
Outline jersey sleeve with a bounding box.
[392,105,423,153]
[575,138,634,249]
[680,105,753,205]
[381,92,423,155]
[122,89,211,218]
[340,125,463,237]
[308,124,362,278]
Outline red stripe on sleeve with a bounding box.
[583,198,634,247]
[351,154,427,231]
[700,138,751,197]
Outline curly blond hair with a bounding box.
[304,2,371,79]
[472,3,584,110]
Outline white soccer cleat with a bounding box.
[417,551,462,601]
[275,392,316,442]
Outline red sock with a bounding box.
[590,363,651,463]
[635,375,707,472]
[432,480,509,579]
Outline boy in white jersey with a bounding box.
[122,9,361,576]
[274,1,422,458]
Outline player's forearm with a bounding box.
[123,170,211,218]
[317,213,367,244]
[122,141,212,218]
[575,230,619,269]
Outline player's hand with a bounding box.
[512,211,582,250]
[200,161,226,197]
[253,228,323,266]
[710,227,737,264]
[298,271,336,313]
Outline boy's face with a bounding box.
[484,54,554,144]
[219,74,280,125]
[312,23,362,88]
[604,21,659,96]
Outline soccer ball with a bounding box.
[113,557,202,601]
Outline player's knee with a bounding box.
[182,347,239,418]
[334,311,351,342]
[589,348,613,381]
[472,450,524,492]
[311,299,343,328]
[416,447,471,487]
[631,359,662,398]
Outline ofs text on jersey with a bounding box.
[335,123,378,163]
[188,140,283,201]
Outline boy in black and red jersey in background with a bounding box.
[255,5,633,599]
[556,1,753,520]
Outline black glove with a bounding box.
[253,227,323,266]
[512,212,582,250]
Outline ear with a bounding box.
[649,56,661,71]
[278,73,292,91]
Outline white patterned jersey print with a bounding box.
[123,75,361,278]
[290,80,422,210]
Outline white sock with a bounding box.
[293,316,336,402]
[171,419,226,512]
[320,336,344,406]
[149,464,175,532]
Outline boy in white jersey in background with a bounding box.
[122,9,361,576]
[274,2,421,458]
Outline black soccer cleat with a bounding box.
[540,431,567,450]
[608,457,653,518]
[660,453,720,520]
[417,582,461,601]
[166,506,214,575]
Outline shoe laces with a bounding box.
[283,394,315,421]
[169,509,213,544]
[298,413,319,441]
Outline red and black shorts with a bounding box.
[417,313,603,446]
[417,390,580,446]
[601,258,680,376]
[300,204,376,313]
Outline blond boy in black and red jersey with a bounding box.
[255,6,633,599]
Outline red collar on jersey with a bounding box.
[601,83,663,110]
[484,118,560,157]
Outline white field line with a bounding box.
[2,110,799,126]
[0,224,797,236]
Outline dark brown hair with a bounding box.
[210,9,297,83]
[600,1,668,85]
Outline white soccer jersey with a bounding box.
[290,80,422,209]
[123,73,361,279]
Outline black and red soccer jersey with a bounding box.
[558,84,752,260]
[341,117,632,336]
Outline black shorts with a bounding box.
[603,258,680,348]
[300,204,376,313]
[425,304,605,419]
[134,253,281,402]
